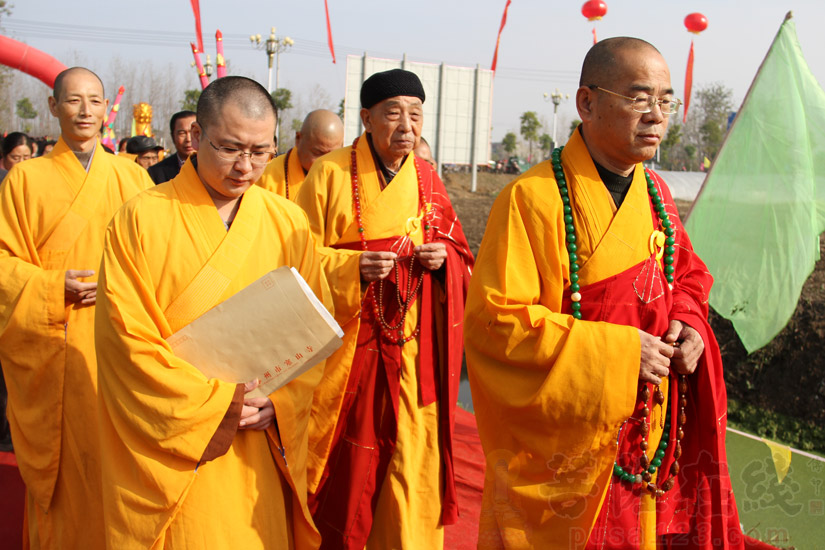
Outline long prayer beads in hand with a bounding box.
[350,137,432,346]
[550,147,684,497]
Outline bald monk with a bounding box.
[258,109,344,200]
[95,76,329,549]
[0,67,152,549]
[414,136,436,168]
[465,38,743,549]
[296,69,474,549]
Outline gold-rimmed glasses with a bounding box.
[589,85,682,116]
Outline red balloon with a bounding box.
[582,0,608,22]
[684,13,708,34]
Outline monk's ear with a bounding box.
[48,96,59,117]
[190,122,202,152]
[360,108,372,133]
[576,86,596,123]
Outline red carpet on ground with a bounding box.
[444,408,486,549]
[0,414,781,549]
[0,451,25,549]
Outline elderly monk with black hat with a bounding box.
[295,68,474,549]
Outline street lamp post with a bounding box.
[543,88,570,149]
[250,27,294,94]
[204,55,214,80]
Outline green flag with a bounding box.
[685,14,825,353]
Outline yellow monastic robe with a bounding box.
[295,135,444,549]
[465,130,667,549]
[95,159,328,550]
[257,147,306,200]
[0,138,152,549]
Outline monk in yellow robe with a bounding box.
[466,39,743,549]
[95,76,327,549]
[257,109,343,200]
[0,67,152,549]
[296,69,474,550]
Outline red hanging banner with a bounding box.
[190,0,204,53]
[324,0,336,64]
[683,39,694,123]
[490,0,512,73]
[682,13,707,123]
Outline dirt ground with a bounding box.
[444,171,825,442]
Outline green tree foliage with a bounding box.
[15,97,37,132]
[658,83,735,170]
[502,132,518,155]
[658,123,682,169]
[569,119,582,137]
[16,97,37,120]
[337,98,345,120]
[519,111,540,163]
[539,133,553,159]
[696,83,734,161]
[181,89,201,112]
[271,88,293,116]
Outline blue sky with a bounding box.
[4,0,824,141]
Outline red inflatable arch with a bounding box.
[0,35,67,89]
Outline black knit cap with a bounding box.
[360,69,425,109]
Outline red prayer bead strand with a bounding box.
[350,137,432,346]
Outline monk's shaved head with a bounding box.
[579,37,661,88]
[300,109,343,139]
[295,109,344,172]
[53,67,104,99]
[196,76,277,132]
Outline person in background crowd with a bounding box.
[0,132,34,180]
[147,110,196,185]
[257,109,343,200]
[126,135,163,170]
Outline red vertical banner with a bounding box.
[191,42,209,90]
[215,30,226,78]
[190,0,204,52]
[324,0,336,64]
[683,39,694,123]
[490,0,512,73]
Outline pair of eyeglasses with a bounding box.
[589,85,682,116]
[202,130,275,166]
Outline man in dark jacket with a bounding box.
[147,110,196,184]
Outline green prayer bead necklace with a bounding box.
[550,147,686,497]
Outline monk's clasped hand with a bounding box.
[664,320,704,375]
[240,379,275,430]
[414,242,447,271]
[359,250,397,282]
[637,329,673,385]
[64,269,97,306]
